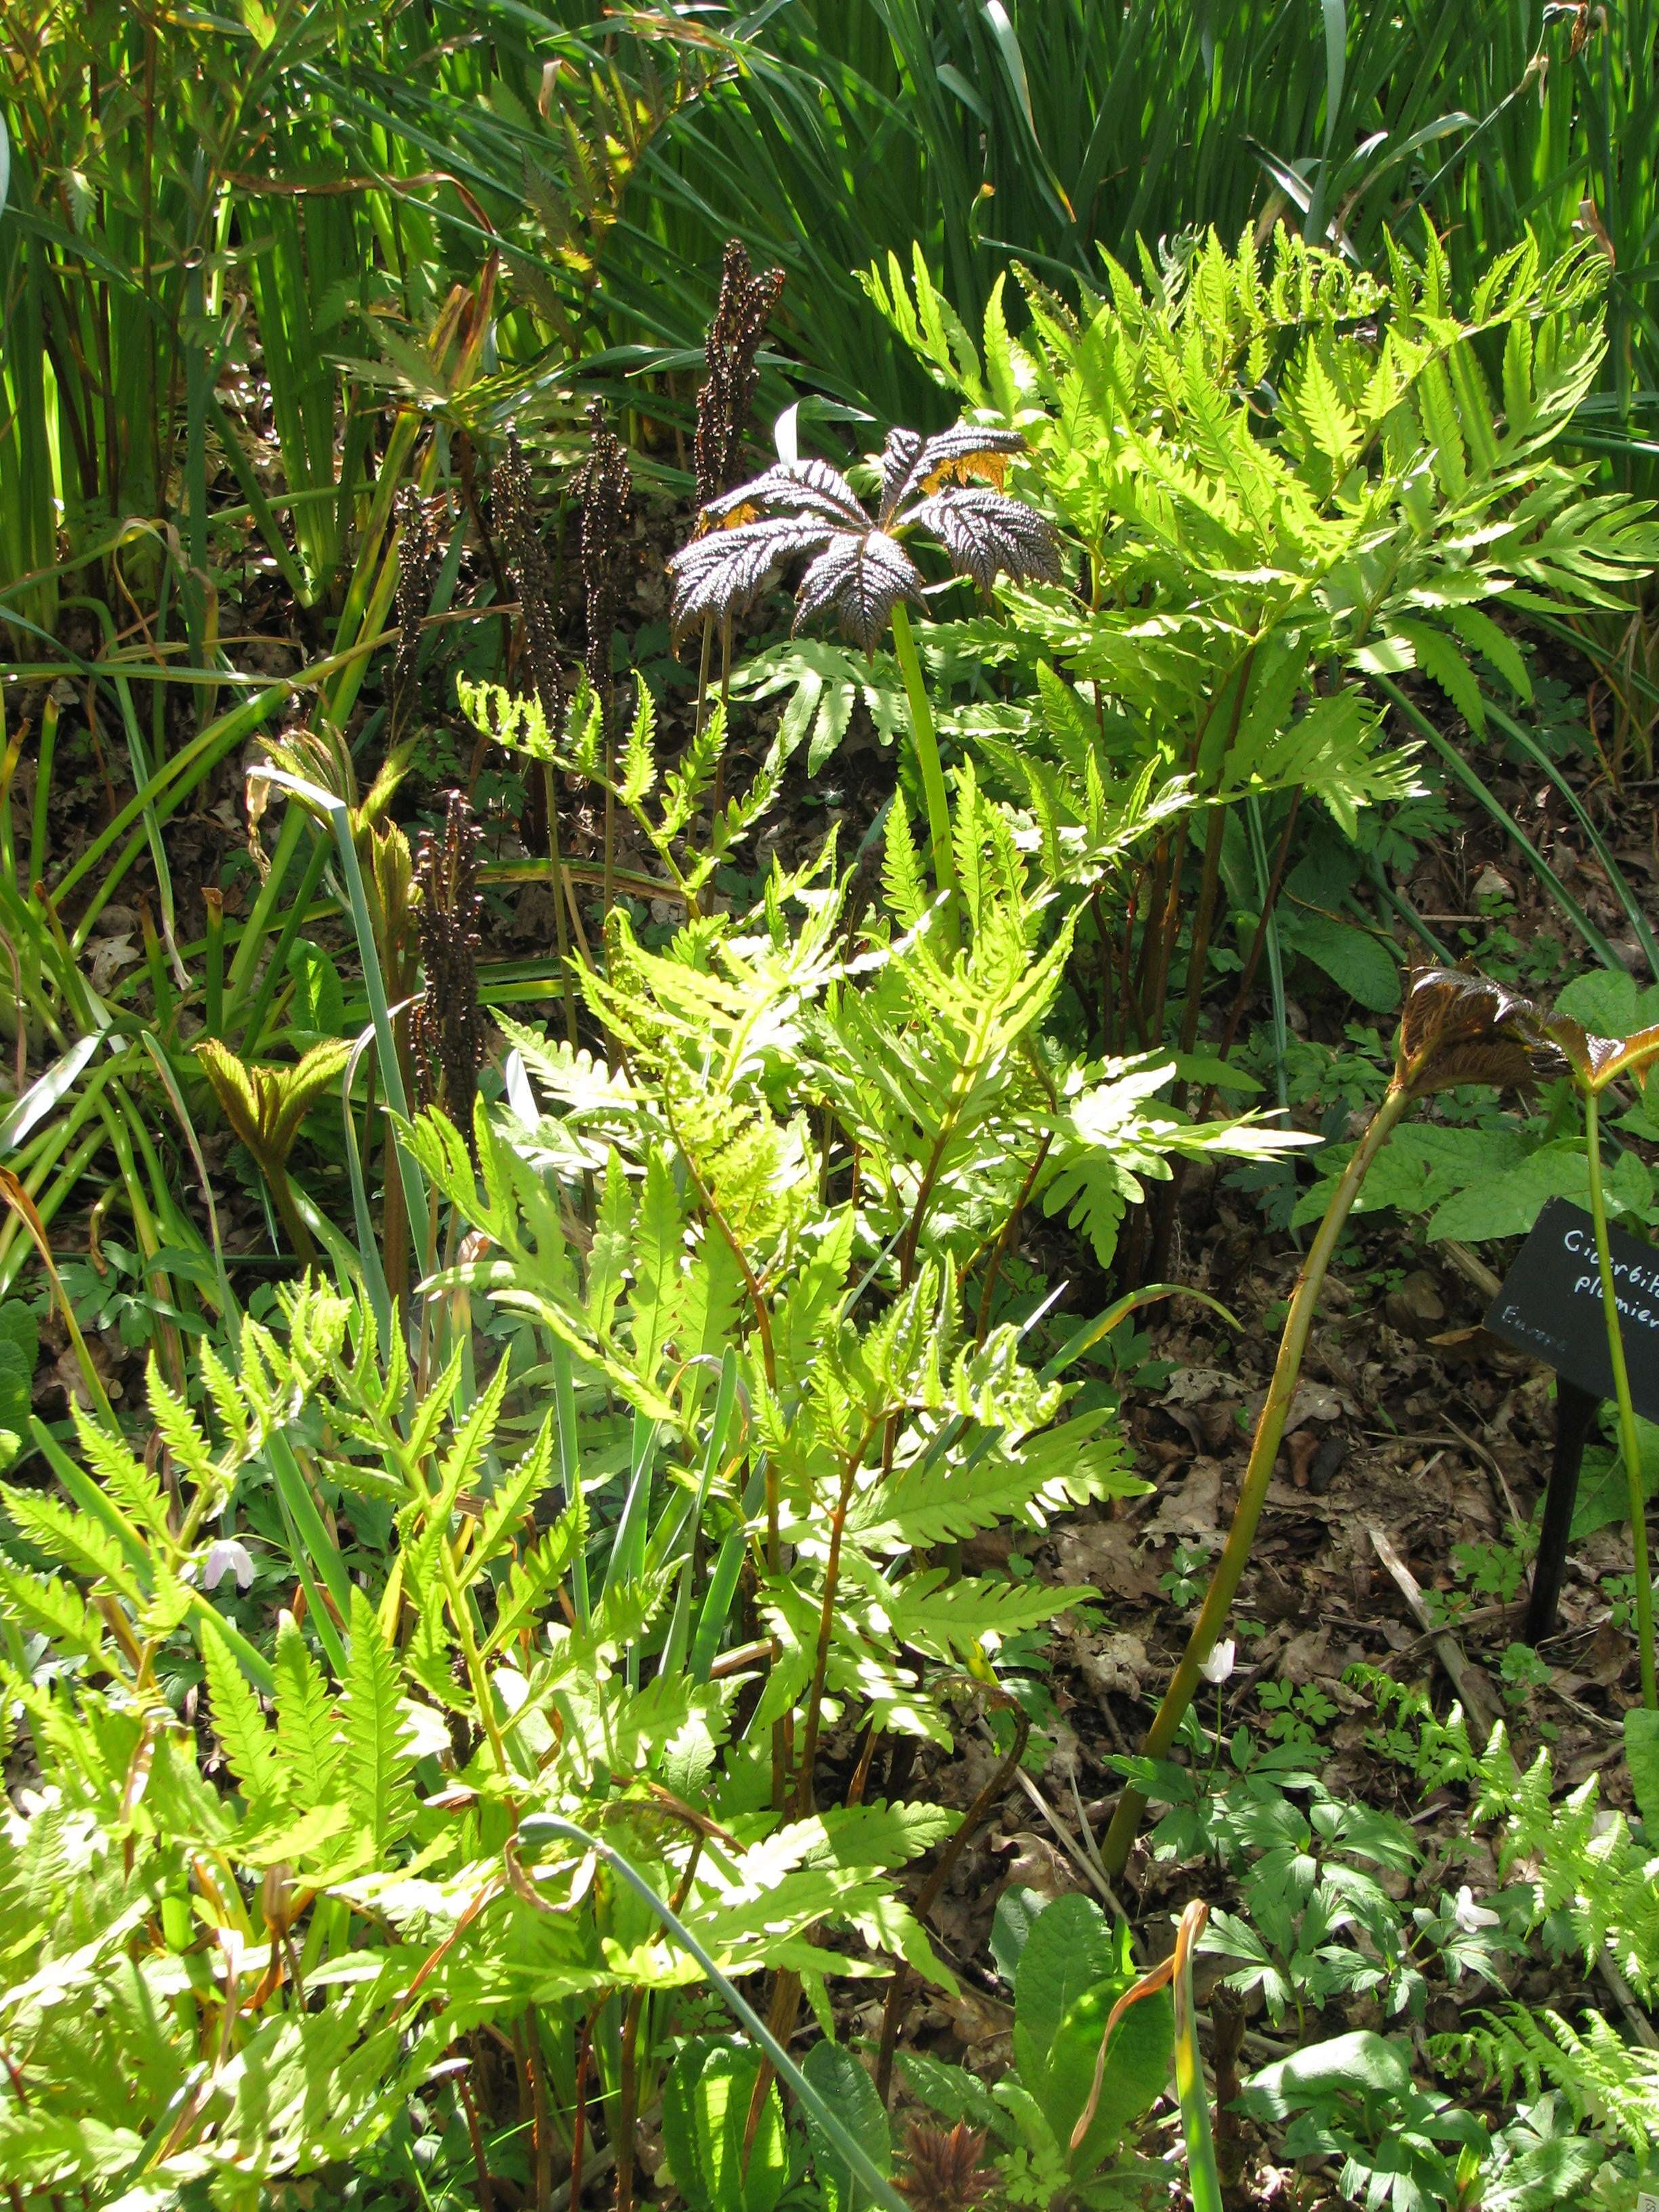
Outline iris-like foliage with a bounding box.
[668,422,1060,652]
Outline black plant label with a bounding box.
[1486,1196,1659,1424]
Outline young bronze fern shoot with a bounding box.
[195,1038,352,1264]
[668,424,1059,911]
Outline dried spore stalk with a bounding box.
[576,400,634,718]
[492,428,566,741]
[412,790,489,1157]
[389,488,438,739]
[693,238,785,515]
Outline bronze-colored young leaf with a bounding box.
[897,2123,995,2212]
[367,819,418,1000]
[904,487,1062,595]
[1395,966,1554,1097]
[668,513,836,645]
[197,1037,350,1261]
[1540,1012,1659,1092]
[667,421,1057,653]
[878,424,1026,520]
[705,456,867,531]
[793,529,923,651]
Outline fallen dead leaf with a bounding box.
[1144,1457,1222,1538]
[1386,1269,1448,1337]
[1283,1381,1349,1435]
[1584,1622,1631,1687]
[1162,1366,1238,1407]
[939,1988,1013,2049]
[1054,1520,1160,1605]
[1279,1625,1330,1685]
[1073,1631,1151,1698]
[996,1829,1073,1902]
[87,933,141,996]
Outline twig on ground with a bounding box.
[1368,1525,1505,1741]
[1010,1765,1137,1932]
[1438,1240,1502,1302]
[1596,1952,1659,2051]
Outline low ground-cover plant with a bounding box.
[1239,2034,1601,2212]
[1111,1677,1656,2209]
[1104,961,1659,1872]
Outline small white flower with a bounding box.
[202,1538,255,1593]
[1452,1885,1500,1934]
[1199,1639,1236,1686]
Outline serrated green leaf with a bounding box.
[620,677,657,804]
[342,1585,414,1851]
[630,1144,684,1385]
[663,2043,788,2212]
[272,1616,343,1803]
[1,1484,144,1600]
[1395,619,1486,733]
[201,1621,279,1807]
[1043,1973,1172,2172]
[1012,1893,1116,2081]
[289,941,346,1035]
[0,1563,109,1662]
[1283,911,1401,1013]
[878,1566,1082,1659]
[1623,1708,1659,1834]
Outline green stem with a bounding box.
[1102,1080,1416,1874]
[441,1538,514,1778]
[1584,1086,1657,1710]
[795,1452,867,1814]
[888,599,959,929]
[1172,1906,1224,2212]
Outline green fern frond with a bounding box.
[272,1616,343,1803]
[342,1586,415,1853]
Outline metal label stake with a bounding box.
[1484,1197,1659,1647]
[1522,1377,1600,1645]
